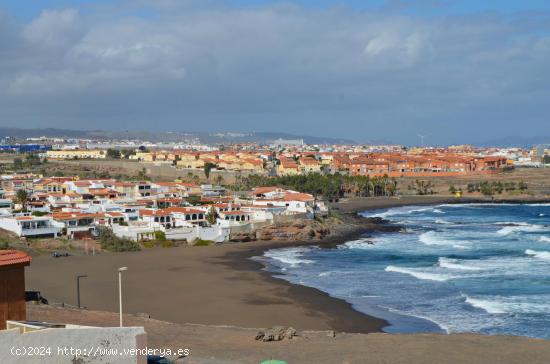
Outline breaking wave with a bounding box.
[438,257,482,271]
[463,294,550,314]
[385,265,455,282]
[264,247,315,267]
[497,224,547,236]
[525,249,550,261]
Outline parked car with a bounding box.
[51,251,70,258]
[25,291,48,304]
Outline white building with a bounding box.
[0,216,63,238]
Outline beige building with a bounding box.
[46,150,106,160]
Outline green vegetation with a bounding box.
[106,149,122,159]
[31,211,49,217]
[466,181,528,196]
[203,162,217,179]
[543,155,550,164]
[0,241,9,250]
[186,194,204,205]
[407,180,435,195]
[99,227,141,252]
[12,154,46,171]
[194,239,213,246]
[207,205,219,225]
[14,189,29,211]
[228,173,398,200]
[121,149,136,159]
[154,230,166,241]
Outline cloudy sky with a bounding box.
[1,0,549,145]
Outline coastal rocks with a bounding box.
[229,232,257,242]
[256,220,331,242]
[255,326,297,342]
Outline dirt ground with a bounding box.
[27,304,550,364]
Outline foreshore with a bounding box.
[26,195,550,336]
[24,195,550,363]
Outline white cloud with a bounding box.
[1,2,549,143]
[23,9,83,49]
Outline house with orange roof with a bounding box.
[277,158,300,176]
[52,212,102,238]
[298,157,322,173]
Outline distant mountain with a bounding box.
[476,136,550,148]
[0,128,356,145]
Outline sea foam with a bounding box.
[497,224,547,236]
[462,295,507,314]
[385,265,455,282]
[525,249,550,261]
[264,247,315,267]
[438,257,482,271]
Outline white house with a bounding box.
[0,216,63,237]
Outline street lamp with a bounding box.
[118,267,128,327]
[76,275,88,309]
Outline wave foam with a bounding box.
[463,295,507,314]
[343,239,376,250]
[539,236,550,243]
[463,294,550,314]
[418,231,467,247]
[264,247,315,267]
[525,249,550,261]
[438,257,482,271]
[497,224,547,236]
[385,265,455,282]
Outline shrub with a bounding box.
[98,227,141,252]
[194,239,213,246]
[154,230,166,241]
[32,211,49,217]
[0,241,9,250]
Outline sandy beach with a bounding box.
[26,195,550,332]
[24,195,550,363]
[26,235,387,334]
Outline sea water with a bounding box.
[260,203,550,338]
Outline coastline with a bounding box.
[244,195,550,335]
[26,195,550,337]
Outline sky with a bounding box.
[0,0,549,145]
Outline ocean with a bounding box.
[258,203,550,338]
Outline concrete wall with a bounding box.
[0,326,147,364]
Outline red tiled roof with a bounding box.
[0,250,31,267]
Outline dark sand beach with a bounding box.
[25,195,550,363]
[27,230,389,333]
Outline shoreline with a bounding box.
[25,195,550,337]
[242,195,550,335]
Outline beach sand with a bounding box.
[24,195,550,363]
[26,237,386,334]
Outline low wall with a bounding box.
[0,326,147,363]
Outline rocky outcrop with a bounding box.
[255,326,297,341]
[256,219,331,242]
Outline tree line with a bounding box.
[228,173,399,200]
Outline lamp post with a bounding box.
[118,267,128,327]
[76,274,88,309]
